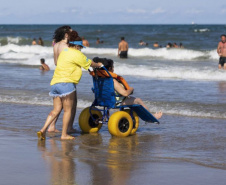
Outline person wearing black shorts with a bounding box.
[217,34,226,70]
[219,57,226,68]
[118,37,129,59]
[119,51,128,58]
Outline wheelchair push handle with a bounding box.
[99,66,113,78]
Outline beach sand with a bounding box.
[1,103,226,185]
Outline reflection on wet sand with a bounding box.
[37,139,76,185]
[106,136,140,185]
[37,132,161,185]
[218,81,226,93]
[76,133,161,185]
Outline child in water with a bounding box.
[39,58,50,71]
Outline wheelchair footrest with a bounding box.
[129,105,160,124]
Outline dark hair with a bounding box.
[40,58,45,63]
[168,42,172,47]
[221,34,226,38]
[121,37,125,40]
[53,25,72,43]
[68,31,81,47]
[93,57,113,70]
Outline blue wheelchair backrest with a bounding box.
[90,67,160,123]
[91,68,116,108]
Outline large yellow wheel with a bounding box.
[108,111,133,137]
[124,109,139,135]
[79,107,103,133]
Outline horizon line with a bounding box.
[0,23,226,25]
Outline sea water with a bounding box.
[0,24,226,170]
[1,24,226,118]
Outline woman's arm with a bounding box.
[90,61,102,68]
[53,45,58,66]
[113,79,134,97]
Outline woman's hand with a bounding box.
[91,61,103,68]
[97,62,103,68]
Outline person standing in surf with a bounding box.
[118,37,129,58]
[217,34,226,70]
[37,31,103,140]
[47,26,77,133]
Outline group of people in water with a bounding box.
[32,37,44,46]
[37,25,162,140]
[139,40,184,48]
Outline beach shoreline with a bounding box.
[1,102,226,185]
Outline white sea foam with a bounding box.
[148,102,226,119]
[0,95,92,108]
[0,44,222,81]
[0,37,23,44]
[194,28,210,32]
[0,44,52,55]
[0,44,55,68]
[1,52,35,59]
[82,47,219,60]
[1,95,225,119]
[128,48,217,60]
[115,63,226,81]
[7,37,23,44]
[0,44,219,62]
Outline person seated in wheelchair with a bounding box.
[92,57,163,119]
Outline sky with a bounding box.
[1,0,226,24]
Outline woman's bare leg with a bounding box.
[122,96,162,119]
[38,97,62,139]
[67,91,77,133]
[47,98,63,132]
[61,92,76,140]
[47,115,61,132]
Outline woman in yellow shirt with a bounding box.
[37,31,102,140]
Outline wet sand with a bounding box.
[0,103,226,185]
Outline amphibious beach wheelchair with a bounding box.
[78,67,159,137]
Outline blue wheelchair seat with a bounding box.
[90,67,159,124]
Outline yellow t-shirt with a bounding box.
[50,48,92,85]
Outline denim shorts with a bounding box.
[49,83,76,97]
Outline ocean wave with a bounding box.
[78,47,219,60]
[1,95,225,119]
[0,44,219,62]
[0,44,52,55]
[0,36,30,45]
[127,48,218,60]
[0,95,92,108]
[115,63,226,81]
[7,36,23,44]
[1,52,35,60]
[194,28,210,32]
[0,44,55,68]
[145,101,226,120]
[0,44,223,81]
